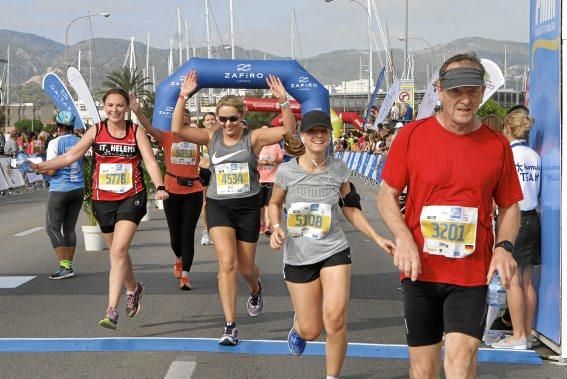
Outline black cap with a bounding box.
[300,110,332,132]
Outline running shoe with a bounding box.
[247,279,263,317]
[179,275,192,290]
[259,224,266,235]
[264,227,273,236]
[125,282,144,318]
[99,307,118,330]
[173,259,182,279]
[491,337,528,350]
[200,229,213,245]
[288,327,306,356]
[49,266,74,280]
[219,323,239,346]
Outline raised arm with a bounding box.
[31,127,96,171]
[252,75,296,153]
[130,94,163,143]
[171,70,211,145]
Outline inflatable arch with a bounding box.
[152,58,329,130]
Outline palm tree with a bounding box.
[100,67,155,119]
[100,67,153,101]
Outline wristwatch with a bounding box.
[495,240,514,253]
[157,186,166,191]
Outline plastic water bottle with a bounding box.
[487,272,507,307]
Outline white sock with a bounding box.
[182,271,189,277]
[326,376,338,379]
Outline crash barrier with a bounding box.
[334,151,386,188]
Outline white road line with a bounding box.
[0,276,36,288]
[164,355,196,379]
[13,227,45,237]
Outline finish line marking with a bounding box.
[13,227,44,237]
[0,338,542,365]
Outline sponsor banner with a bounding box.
[416,69,440,120]
[363,67,385,129]
[374,80,401,127]
[67,66,101,126]
[529,0,561,346]
[480,59,505,106]
[42,73,86,130]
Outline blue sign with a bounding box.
[42,73,85,130]
[529,0,560,344]
[152,58,329,130]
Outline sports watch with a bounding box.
[495,240,514,253]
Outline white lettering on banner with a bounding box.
[535,0,555,25]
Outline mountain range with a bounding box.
[0,29,528,105]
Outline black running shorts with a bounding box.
[513,210,541,267]
[92,191,147,233]
[284,248,352,283]
[401,279,488,347]
[205,193,261,243]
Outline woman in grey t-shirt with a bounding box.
[268,110,394,378]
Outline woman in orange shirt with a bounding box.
[131,97,202,290]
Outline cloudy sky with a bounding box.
[2,0,530,57]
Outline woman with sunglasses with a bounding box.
[171,70,296,345]
[131,98,203,291]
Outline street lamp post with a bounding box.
[65,12,110,80]
[398,36,435,79]
[325,0,372,103]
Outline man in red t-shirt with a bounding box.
[377,53,522,378]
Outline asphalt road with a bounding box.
[0,182,564,378]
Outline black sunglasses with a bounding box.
[217,115,240,123]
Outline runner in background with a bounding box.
[171,70,296,345]
[269,110,394,378]
[257,123,283,236]
[36,111,84,280]
[131,97,203,291]
[31,88,169,330]
[198,112,219,246]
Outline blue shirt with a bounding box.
[46,134,84,192]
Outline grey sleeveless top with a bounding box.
[207,128,260,200]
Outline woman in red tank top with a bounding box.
[32,88,168,331]
[131,96,203,291]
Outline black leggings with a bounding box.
[46,188,85,249]
[164,191,203,272]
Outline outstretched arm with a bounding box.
[340,182,394,255]
[130,94,163,143]
[31,127,96,171]
[171,70,211,145]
